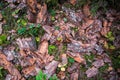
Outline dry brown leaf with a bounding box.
[0,52,22,80]
[82,19,94,29]
[67,52,85,63]
[86,67,98,78]
[83,4,91,17]
[36,3,47,24]
[57,71,66,80]
[92,60,104,68]
[67,63,79,73]
[44,60,59,78]
[101,24,110,36]
[61,54,68,65]
[70,0,76,5]
[26,0,37,13]
[22,65,36,76]
[103,20,108,27]
[16,38,37,50]
[74,54,85,63]
[38,40,48,55]
[70,72,79,80]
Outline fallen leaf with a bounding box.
[81,19,94,29]
[67,63,79,73]
[0,52,22,80]
[22,65,37,77]
[26,0,37,13]
[57,71,66,80]
[83,4,91,17]
[70,72,79,80]
[86,67,98,78]
[61,54,68,65]
[70,0,76,5]
[44,60,59,78]
[92,60,104,68]
[16,38,37,50]
[67,52,85,63]
[36,3,47,24]
[38,40,48,55]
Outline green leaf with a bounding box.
[109,45,115,49]
[49,10,56,16]
[68,57,75,64]
[0,34,7,41]
[18,27,26,35]
[29,24,34,28]
[108,36,115,41]
[0,39,3,45]
[36,70,47,80]
[21,19,27,26]
[0,34,7,45]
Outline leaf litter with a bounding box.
[0,0,120,80]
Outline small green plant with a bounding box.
[84,54,95,61]
[0,66,8,80]
[0,67,3,77]
[49,74,59,80]
[48,45,58,55]
[17,18,27,26]
[71,27,79,32]
[36,70,47,80]
[99,64,109,72]
[68,57,75,64]
[0,34,7,45]
[105,31,115,41]
[84,54,95,67]
[17,24,43,37]
[49,9,56,17]
[17,27,27,35]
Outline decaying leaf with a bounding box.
[26,0,37,13]
[86,67,98,78]
[81,19,94,29]
[67,51,85,64]
[70,0,76,5]
[70,72,79,80]
[22,65,37,77]
[67,63,79,73]
[0,52,22,80]
[36,3,47,24]
[92,60,104,68]
[44,60,59,78]
[57,71,66,80]
[16,38,37,50]
[61,54,68,65]
[38,40,48,54]
[83,3,91,17]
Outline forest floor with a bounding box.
[0,0,120,80]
